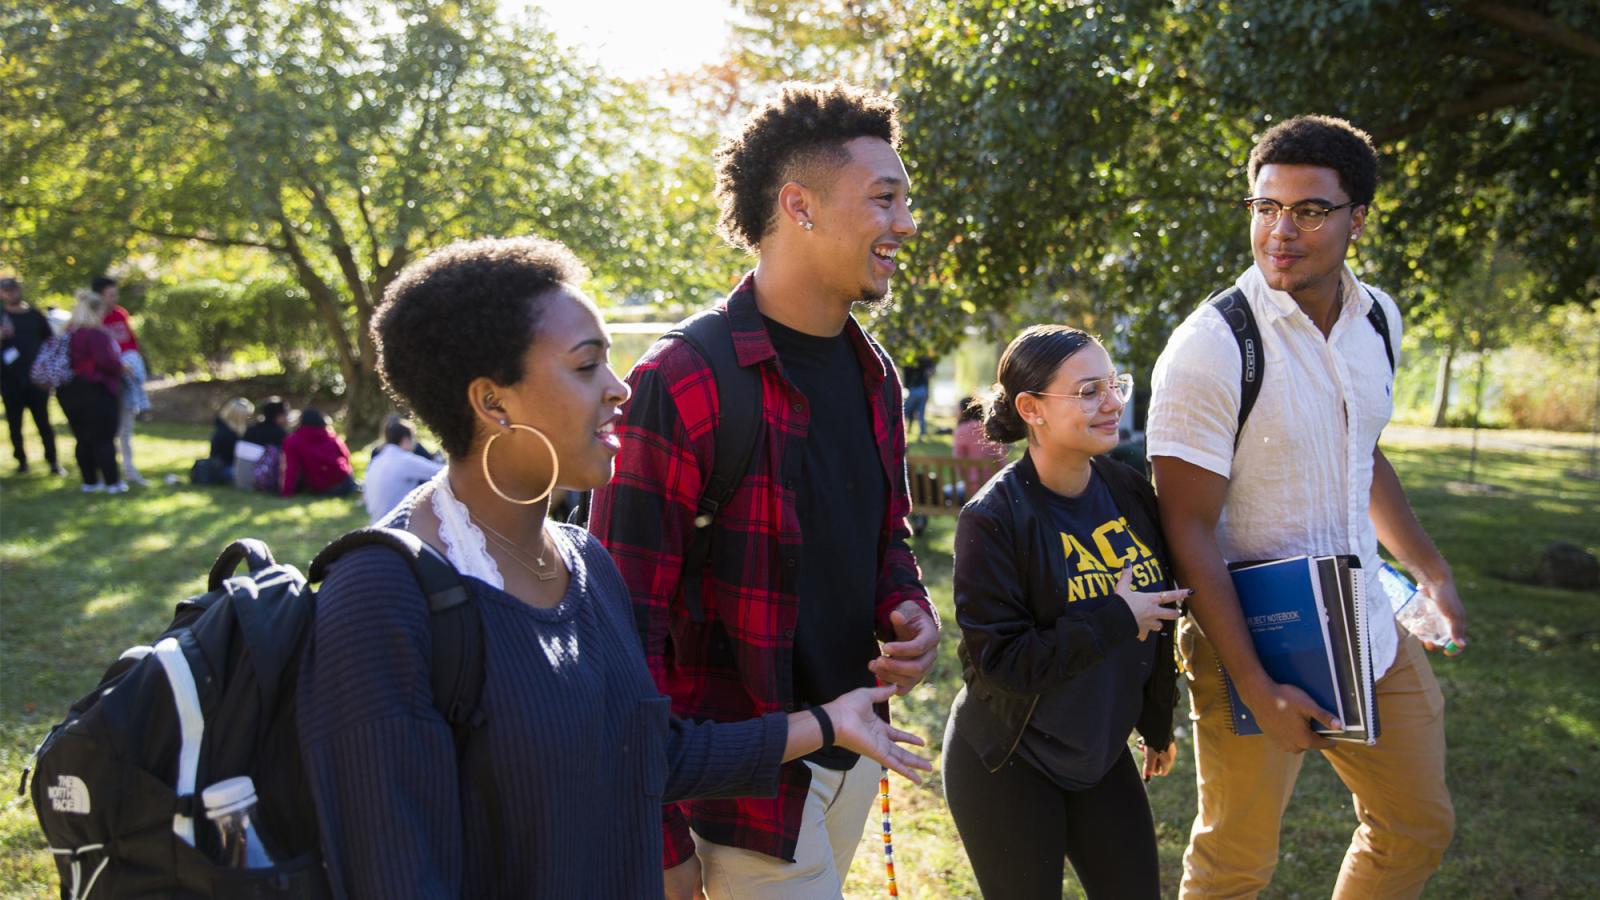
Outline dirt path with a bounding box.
[1384,424,1598,458]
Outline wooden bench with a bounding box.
[905,454,1006,524]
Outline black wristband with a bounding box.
[811,705,835,749]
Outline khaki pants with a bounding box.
[694,754,879,900]
[1179,619,1455,900]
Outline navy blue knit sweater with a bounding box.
[297,519,788,898]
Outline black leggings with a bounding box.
[57,380,120,486]
[943,718,1160,900]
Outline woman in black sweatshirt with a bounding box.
[942,325,1185,900]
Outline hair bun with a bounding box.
[980,383,1026,444]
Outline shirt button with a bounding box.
[784,628,796,638]
[791,402,803,413]
[784,558,796,569]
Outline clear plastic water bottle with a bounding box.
[1378,563,1461,655]
[202,776,275,868]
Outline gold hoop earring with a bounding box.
[481,423,559,505]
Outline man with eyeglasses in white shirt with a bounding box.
[1146,115,1465,900]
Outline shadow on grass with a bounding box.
[4,424,1598,898]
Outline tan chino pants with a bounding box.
[694,754,879,900]
[1178,618,1455,900]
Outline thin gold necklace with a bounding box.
[469,511,560,582]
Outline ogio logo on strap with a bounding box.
[48,775,91,814]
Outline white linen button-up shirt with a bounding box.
[1147,263,1403,679]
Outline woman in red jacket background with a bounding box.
[280,407,356,497]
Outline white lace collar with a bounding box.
[427,470,505,590]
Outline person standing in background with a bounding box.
[0,276,64,475]
[902,356,935,441]
[58,290,124,492]
[93,275,149,487]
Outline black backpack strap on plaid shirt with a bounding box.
[665,309,763,624]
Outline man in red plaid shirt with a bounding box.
[589,83,941,899]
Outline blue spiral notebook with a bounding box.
[1218,555,1379,744]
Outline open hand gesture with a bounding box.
[823,685,933,784]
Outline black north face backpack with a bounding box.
[22,528,485,899]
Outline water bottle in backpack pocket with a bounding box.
[22,529,487,898]
[202,777,275,869]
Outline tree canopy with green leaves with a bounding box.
[884,0,1599,364]
[722,1,1597,365]
[2,0,735,427]
[6,0,1596,393]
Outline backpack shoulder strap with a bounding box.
[1206,286,1262,448]
[1362,286,1396,372]
[663,308,762,624]
[310,527,503,862]
[310,528,482,739]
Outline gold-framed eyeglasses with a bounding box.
[1028,373,1134,411]
[1242,197,1358,231]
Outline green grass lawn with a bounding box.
[3,420,1598,898]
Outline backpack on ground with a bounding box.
[189,459,226,486]
[251,446,283,494]
[1207,284,1395,447]
[30,334,72,390]
[23,528,486,899]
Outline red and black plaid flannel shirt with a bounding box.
[589,273,934,865]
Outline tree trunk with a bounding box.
[1467,351,1486,485]
[340,368,389,448]
[1430,338,1456,427]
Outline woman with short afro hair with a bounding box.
[296,235,930,899]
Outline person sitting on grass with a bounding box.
[191,396,254,485]
[363,415,443,521]
[370,412,441,464]
[296,235,930,898]
[279,408,356,498]
[241,397,291,448]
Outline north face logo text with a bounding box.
[48,775,91,814]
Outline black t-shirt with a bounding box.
[1015,467,1167,790]
[1,306,54,384]
[764,316,887,770]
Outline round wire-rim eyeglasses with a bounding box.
[1027,373,1134,410]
